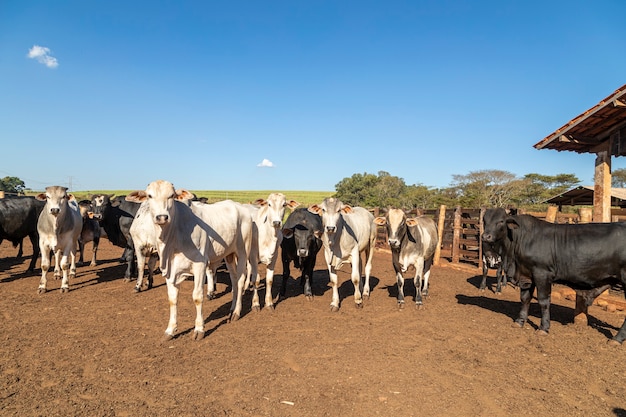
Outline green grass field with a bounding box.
[39,190,335,206]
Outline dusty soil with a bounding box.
[1,238,626,417]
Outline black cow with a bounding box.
[482,208,626,344]
[90,194,141,280]
[280,208,323,300]
[0,196,45,271]
[77,200,101,267]
[480,240,507,294]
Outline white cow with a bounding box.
[126,180,252,340]
[36,186,83,294]
[308,197,376,311]
[374,208,438,308]
[245,193,299,311]
[128,200,159,292]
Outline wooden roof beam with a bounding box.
[614,99,626,108]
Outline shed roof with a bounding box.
[544,185,626,207]
[534,84,626,154]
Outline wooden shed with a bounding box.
[545,185,626,208]
[534,84,626,222]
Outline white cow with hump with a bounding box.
[308,197,376,311]
[245,193,299,311]
[126,180,252,340]
[127,200,159,292]
[36,186,83,294]
[374,208,438,308]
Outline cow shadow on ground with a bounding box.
[466,274,508,294]
[457,278,621,341]
[613,408,626,417]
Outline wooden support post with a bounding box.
[452,206,461,264]
[433,205,446,266]
[594,150,612,222]
[545,206,558,223]
[478,208,484,271]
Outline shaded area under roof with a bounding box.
[545,186,626,207]
[534,84,626,154]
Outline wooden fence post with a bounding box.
[433,204,446,266]
[452,206,461,264]
[579,207,592,223]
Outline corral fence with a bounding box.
[372,205,626,271]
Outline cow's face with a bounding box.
[482,208,508,244]
[90,194,113,221]
[255,193,299,229]
[385,208,407,250]
[126,180,194,226]
[308,197,352,235]
[290,224,321,258]
[37,186,69,217]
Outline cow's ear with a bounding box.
[35,193,46,201]
[373,217,387,226]
[253,198,267,207]
[286,200,300,210]
[308,204,322,215]
[126,191,147,203]
[175,189,195,201]
[282,228,294,239]
[406,218,418,227]
[67,194,76,201]
[341,204,353,214]
[505,218,519,230]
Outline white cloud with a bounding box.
[27,45,58,68]
[257,158,275,168]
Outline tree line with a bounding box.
[334,168,626,210]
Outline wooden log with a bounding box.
[433,205,446,266]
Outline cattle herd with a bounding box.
[1,181,626,345]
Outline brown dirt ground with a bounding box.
[1,238,626,417]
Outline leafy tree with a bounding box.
[335,172,380,206]
[0,176,26,194]
[613,168,626,187]
[450,170,523,208]
[517,173,580,205]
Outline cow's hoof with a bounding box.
[478,288,486,294]
[607,339,623,347]
[206,293,216,301]
[415,304,424,311]
[229,313,240,322]
[397,302,405,310]
[330,305,339,313]
[252,305,261,312]
[192,330,204,341]
[355,302,363,309]
[536,329,549,336]
[60,287,69,294]
[161,332,175,343]
[363,294,370,300]
[512,321,524,328]
[134,286,141,293]
[306,294,313,301]
[123,277,132,283]
[495,291,502,297]
[89,262,97,267]
[264,305,275,312]
[37,287,46,294]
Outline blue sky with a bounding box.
[1,1,625,192]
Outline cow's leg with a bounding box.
[228,254,247,322]
[422,259,432,297]
[134,249,147,293]
[495,265,504,294]
[535,278,552,335]
[329,265,340,312]
[264,257,278,310]
[205,264,217,300]
[279,257,291,299]
[611,271,626,345]
[53,249,61,280]
[77,239,86,266]
[351,258,363,309]
[123,247,135,282]
[514,282,535,328]
[362,244,374,299]
[303,258,314,300]
[27,231,40,272]
[59,250,70,293]
[146,252,157,290]
[38,243,51,294]
[191,265,205,340]
[414,258,425,308]
[479,262,488,292]
[163,279,179,340]
[90,236,99,267]
[396,271,405,308]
